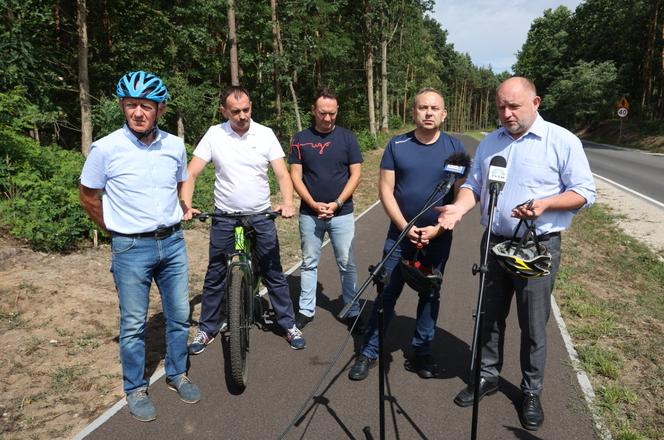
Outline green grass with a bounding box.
[577,345,623,379]
[558,203,664,439]
[50,365,88,395]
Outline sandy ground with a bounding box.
[594,178,664,256]
[0,169,661,439]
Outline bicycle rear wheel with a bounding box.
[228,265,250,389]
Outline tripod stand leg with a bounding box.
[378,305,385,440]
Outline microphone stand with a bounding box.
[469,184,500,440]
[339,176,457,440]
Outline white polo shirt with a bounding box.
[193,120,284,212]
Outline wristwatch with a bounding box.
[334,198,344,210]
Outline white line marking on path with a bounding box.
[551,298,613,440]
[72,200,384,439]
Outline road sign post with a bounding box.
[617,107,628,143]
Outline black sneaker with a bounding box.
[295,312,314,330]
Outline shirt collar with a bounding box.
[222,119,255,138]
[499,113,545,141]
[122,123,163,146]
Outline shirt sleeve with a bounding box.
[266,129,286,161]
[287,133,302,165]
[193,128,213,162]
[380,139,396,170]
[560,136,596,209]
[80,144,107,189]
[347,131,364,164]
[176,142,189,183]
[461,140,485,197]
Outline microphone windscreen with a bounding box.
[445,151,472,177]
[489,155,507,168]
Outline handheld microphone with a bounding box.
[488,155,507,195]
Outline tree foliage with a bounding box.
[514,0,664,126]
[1,0,502,251]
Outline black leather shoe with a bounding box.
[295,312,314,330]
[346,314,366,335]
[348,354,377,381]
[453,377,499,407]
[404,354,436,379]
[520,392,544,431]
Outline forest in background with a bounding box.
[1,0,662,252]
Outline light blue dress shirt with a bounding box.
[80,125,188,234]
[462,114,596,237]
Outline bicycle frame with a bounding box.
[195,210,279,389]
[226,216,261,327]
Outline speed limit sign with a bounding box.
[617,107,628,118]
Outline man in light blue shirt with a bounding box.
[437,77,595,431]
[79,71,200,422]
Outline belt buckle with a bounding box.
[154,226,171,240]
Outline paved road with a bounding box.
[78,135,599,440]
[582,140,664,204]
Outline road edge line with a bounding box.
[551,297,613,440]
[593,173,664,209]
[70,368,167,440]
[71,200,383,438]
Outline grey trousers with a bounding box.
[479,233,562,395]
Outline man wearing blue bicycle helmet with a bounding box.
[80,71,200,422]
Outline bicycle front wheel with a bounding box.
[228,265,250,389]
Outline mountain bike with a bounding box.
[195,210,280,389]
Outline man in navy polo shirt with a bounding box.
[288,88,364,334]
[349,88,467,381]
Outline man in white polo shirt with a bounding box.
[181,85,305,352]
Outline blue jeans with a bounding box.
[110,230,190,394]
[299,213,359,318]
[360,231,452,359]
[199,211,295,334]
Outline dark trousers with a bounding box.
[360,231,453,359]
[199,211,295,334]
[479,233,562,394]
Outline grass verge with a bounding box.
[558,203,664,440]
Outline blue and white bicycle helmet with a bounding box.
[116,71,169,103]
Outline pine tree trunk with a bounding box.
[380,40,389,132]
[227,0,239,85]
[270,0,282,133]
[77,0,92,156]
[402,63,410,125]
[177,112,185,140]
[367,50,376,136]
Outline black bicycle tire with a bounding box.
[228,265,249,389]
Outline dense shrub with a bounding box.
[0,133,94,252]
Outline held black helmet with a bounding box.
[400,258,443,292]
[491,216,552,278]
[399,237,443,292]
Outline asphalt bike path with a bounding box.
[80,135,599,439]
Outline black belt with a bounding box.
[113,223,181,240]
[493,231,560,242]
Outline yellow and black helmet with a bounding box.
[491,218,552,278]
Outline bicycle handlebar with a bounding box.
[193,210,281,222]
